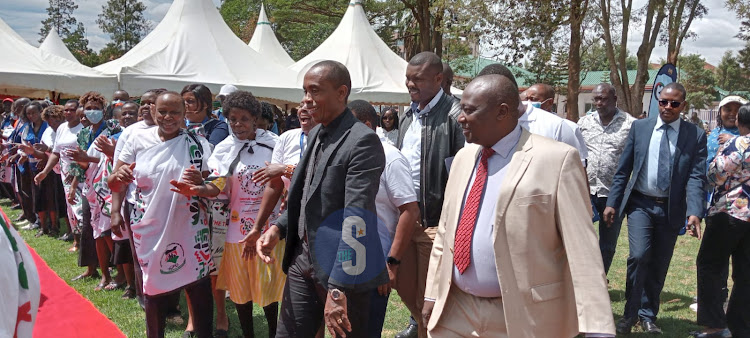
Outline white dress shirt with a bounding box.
[452,125,522,298]
[400,88,445,199]
[518,104,585,161]
[635,117,681,198]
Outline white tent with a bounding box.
[0,18,118,99]
[39,30,78,63]
[290,1,410,105]
[248,4,295,67]
[96,0,301,103]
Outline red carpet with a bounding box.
[27,245,125,338]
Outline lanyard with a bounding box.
[31,122,47,143]
[299,131,306,159]
[87,122,106,149]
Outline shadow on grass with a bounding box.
[609,289,702,337]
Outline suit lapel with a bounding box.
[445,145,481,249]
[671,121,688,184]
[633,118,658,179]
[308,113,355,195]
[494,130,533,220]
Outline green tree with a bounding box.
[714,51,749,92]
[38,0,94,65]
[662,0,707,64]
[96,0,152,59]
[220,0,404,61]
[596,0,668,116]
[679,54,716,110]
[581,42,638,71]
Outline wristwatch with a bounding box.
[330,288,343,301]
[387,256,401,265]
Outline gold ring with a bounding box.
[337,318,343,324]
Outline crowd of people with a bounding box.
[2,51,749,338]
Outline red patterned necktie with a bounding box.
[454,147,494,274]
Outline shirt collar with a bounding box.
[488,124,523,159]
[593,108,623,123]
[410,88,445,117]
[518,103,537,122]
[654,115,681,131]
[319,108,348,139]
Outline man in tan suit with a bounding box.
[422,74,615,337]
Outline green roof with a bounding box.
[449,56,660,89]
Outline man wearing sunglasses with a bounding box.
[603,83,707,334]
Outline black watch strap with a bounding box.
[387,256,401,265]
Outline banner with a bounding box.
[647,63,678,118]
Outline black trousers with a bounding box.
[124,202,144,299]
[78,198,98,268]
[18,168,36,222]
[697,212,750,336]
[277,241,371,338]
[144,277,213,338]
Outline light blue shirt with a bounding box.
[452,125,522,298]
[400,88,444,200]
[635,117,681,197]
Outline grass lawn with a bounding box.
[6,196,708,337]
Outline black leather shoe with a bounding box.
[616,317,638,334]
[641,321,662,334]
[689,328,732,337]
[395,323,418,338]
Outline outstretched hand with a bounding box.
[169,179,203,197]
[252,162,287,185]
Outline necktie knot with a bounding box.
[481,147,494,161]
[660,124,672,132]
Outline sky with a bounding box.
[0,0,744,66]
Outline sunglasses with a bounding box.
[658,100,683,108]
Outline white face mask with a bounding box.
[84,109,104,124]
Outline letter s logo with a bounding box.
[341,215,366,276]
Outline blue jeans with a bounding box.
[623,194,680,322]
[593,195,622,274]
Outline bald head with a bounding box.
[528,84,554,100]
[309,60,352,100]
[591,83,618,117]
[526,83,555,112]
[459,75,520,147]
[113,90,130,101]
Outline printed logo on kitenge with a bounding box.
[231,210,240,223]
[238,165,263,195]
[160,243,186,274]
[312,207,387,287]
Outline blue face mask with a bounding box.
[529,101,543,109]
[84,109,104,124]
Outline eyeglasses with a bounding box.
[658,100,683,108]
[382,116,394,120]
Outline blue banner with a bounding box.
[647,63,678,118]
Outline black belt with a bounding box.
[632,190,668,203]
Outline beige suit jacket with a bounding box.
[425,129,615,337]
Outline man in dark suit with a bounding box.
[256,60,387,337]
[603,83,707,334]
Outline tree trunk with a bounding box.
[566,0,589,122]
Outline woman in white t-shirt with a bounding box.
[171,91,286,337]
[35,100,85,250]
[110,91,214,338]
